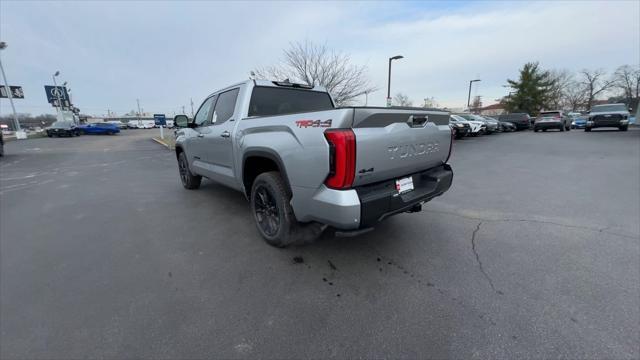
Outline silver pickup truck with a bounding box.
[173,80,453,246]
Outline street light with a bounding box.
[52,70,65,117]
[467,79,481,110]
[0,41,23,137]
[387,55,404,106]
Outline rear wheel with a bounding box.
[177,152,201,189]
[251,171,324,247]
[620,125,628,131]
[561,126,565,132]
[585,127,592,132]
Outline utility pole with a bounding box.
[190,98,195,117]
[136,98,142,127]
[52,71,63,120]
[0,41,22,136]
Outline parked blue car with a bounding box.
[571,117,587,129]
[78,123,120,135]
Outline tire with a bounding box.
[47,133,52,137]
[585,127,591,132]
[566,125,570,131]
[561,126,565,132]
[620,125,628,131]
[177,152,201,190]
[534,128,539,132]
[250,171,323,247]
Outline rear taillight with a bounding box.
[445,127,454,163]
[324,129,356,189]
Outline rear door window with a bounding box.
[212,88,240,125]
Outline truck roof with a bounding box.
[206,79,328,99]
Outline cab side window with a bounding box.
[212,88,239,125]
[194,96,216,126]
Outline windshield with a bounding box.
[591,104,627,113]
[248,87,334,117]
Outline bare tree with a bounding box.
[547,69,574,109]
[579,69,616,109]
[393,93,412,107]
[470,95,483,113]
[422,96,439,108]
[613,65,640,105]
[562,81,588,111]
[254,40,377,106]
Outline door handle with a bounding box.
[220,131,230,138]
[197,134,205,138]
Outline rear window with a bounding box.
[248,87,334,117]
[539,111,561,118]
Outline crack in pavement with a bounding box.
[471,221,503,296]
[425,209,638,240]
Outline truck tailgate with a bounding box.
[349,108,451,186]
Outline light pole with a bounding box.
[387,55,403,107]
[0,41,22,136]
[467,79,481,111]
[52,71,64,120]
[136,98,142,127]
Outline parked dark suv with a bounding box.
[497,113,531,130]
[0,131,4,157]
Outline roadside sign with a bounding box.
[44,85,70,104]
[0,86,24,99]
[154,114,166,126]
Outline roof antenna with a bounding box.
[249,71,256,80]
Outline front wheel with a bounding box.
[585,127,592,132]
[177,152,201,189]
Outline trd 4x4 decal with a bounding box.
[295,119,332,128]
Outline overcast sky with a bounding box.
[1,0,638,117]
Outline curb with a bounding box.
[152,137,173,150]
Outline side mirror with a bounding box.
[174,115,189,128]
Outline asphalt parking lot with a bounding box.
[1,128,639,359]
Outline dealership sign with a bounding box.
[0,85,24,99]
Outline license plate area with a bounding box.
[395,176,414,194]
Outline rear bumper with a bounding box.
[355,164,453,229]
[292,164,453,230]
[535,121,564,130]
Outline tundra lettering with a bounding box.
[387,142,439,160]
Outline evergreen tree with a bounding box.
[505,62,554,116]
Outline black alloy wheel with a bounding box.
[253,185,280,238]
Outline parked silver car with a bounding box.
[534,111,571,132]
